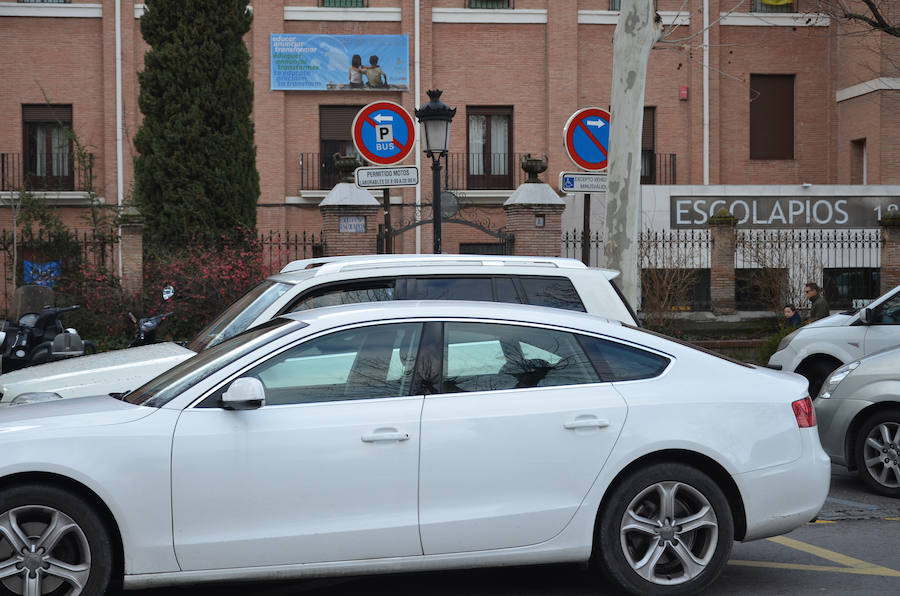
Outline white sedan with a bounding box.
[0,301,829,596]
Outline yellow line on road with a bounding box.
[727,536,900,577]
[767,535,896,572]
[729,560,900,577]
[809,520,836,524]
[886,517,900,521]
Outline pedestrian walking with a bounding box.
[805,282,830,322]
[783,304,802,328]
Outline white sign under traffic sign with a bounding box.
[355,166,419,189]
[559,171,608,193]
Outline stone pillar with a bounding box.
[880,215,900,295]
[503,155,565,257]
[119,205,143,298]
[319,155,380,257]
[709,211,737,314]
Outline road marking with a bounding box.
[730,560,900,577]
[729,535,900,577]
[809,519,836,524]
[825,496,880,510]
[886,517,900,521]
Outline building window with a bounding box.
[751,0,795,13]
[641,107,656,184]
[22,104,73,191]
[469,1,512,8]
[319,1,366,7]
[749,74,794,160]
[823,268,880,310]
[467,106,513,190]
[319,105,364,189]
[851,138,866,185]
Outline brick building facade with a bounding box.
[1,0,898,258]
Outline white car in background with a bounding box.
[0,301,830,595]
[0,254,638,406]
[768,284,900,397]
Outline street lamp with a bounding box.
[415,89,456,254]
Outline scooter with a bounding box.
[0,305,97,374]
[127,285,176,347]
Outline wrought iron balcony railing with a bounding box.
[1,152,95,193]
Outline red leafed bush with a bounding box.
[141,232,287,341]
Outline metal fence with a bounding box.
[0,229,119,313]
[256,230,326,272]
[735,229,881,310]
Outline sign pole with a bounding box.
[582,193,591,265]
[382,189,392,254]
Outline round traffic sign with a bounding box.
[563,107,610,171]
[351,101,416,166]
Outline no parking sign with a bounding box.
[351,101,416,166]
[563,107,611,171]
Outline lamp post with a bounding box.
[415,89,456,254]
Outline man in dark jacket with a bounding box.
[805,282,830,322]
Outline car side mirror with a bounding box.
[220,377,266,410]
[859,307,873,325]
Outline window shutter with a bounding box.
[642,107,656,150]
[23,104,73,122]
[750,75,794,159]
[320,105,365,140]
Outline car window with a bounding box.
[440,322,599,393]
[290,281,395,311]
[874,292,900,325]
[518,277,586,312]
[224,323,423,406]
[127,318,302,408]
[577,335,670,381]
[406,277,493,301]
[187,281,293,352]
[494,277,523,304]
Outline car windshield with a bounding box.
[186,280,293,352]
[126,318,302,408]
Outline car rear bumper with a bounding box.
[734,428,830,541]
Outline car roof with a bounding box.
[279,299,622,334]
[275,253,620,281]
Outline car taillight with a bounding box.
[792,397,817,428]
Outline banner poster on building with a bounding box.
[271,34,410,91]
[670,196,899,229]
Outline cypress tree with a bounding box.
[134,0,259,246]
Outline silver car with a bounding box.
[815,346,900,497]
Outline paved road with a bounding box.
[134,466,900,595]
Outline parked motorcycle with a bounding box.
[127,285,175,347]
[0,305,97,374]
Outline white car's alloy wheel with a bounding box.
[597,463,733,595]
[619,481,718,585]
[0,486,112,596]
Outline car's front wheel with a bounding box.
[0,483,114,596]
[854,408,900,498]
[595,463,734,596]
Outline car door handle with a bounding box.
[564,417,610,430]
[361,430,410,443]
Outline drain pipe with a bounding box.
[703,0,709,185]
[116,0,125,277]
[414,0,422,254]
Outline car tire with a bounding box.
[0,483,114,596]
[595,463,734,596]
[854,408,900,498]
[801,358,841,399]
